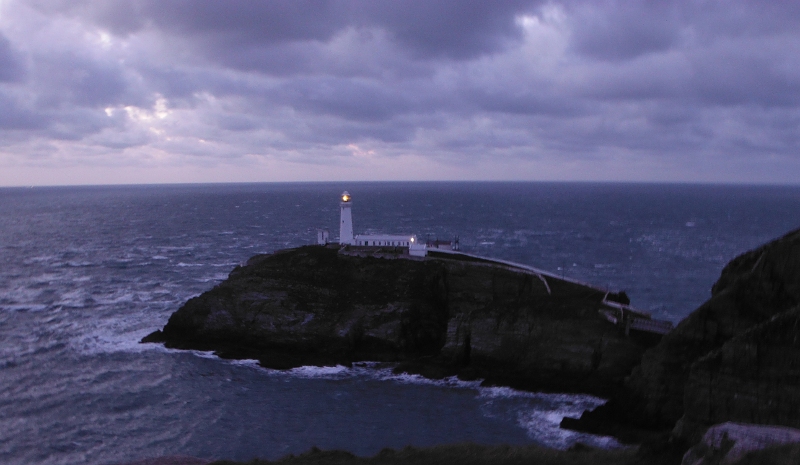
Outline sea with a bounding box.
[1,182,799,465]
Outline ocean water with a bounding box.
[1,182,799,465]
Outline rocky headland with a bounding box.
[143,245,661,397]
[563,227,800,445]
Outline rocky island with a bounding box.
[143,244,665,397]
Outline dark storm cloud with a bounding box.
[99,0,348,42]
[567,1,682,61]
[39,0,542,68]
[354,0,540,59]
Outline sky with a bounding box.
[0,0,799,186]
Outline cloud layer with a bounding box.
[1,0,799,185]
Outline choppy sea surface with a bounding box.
[1,182,799,465]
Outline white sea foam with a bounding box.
[158,245,196,251]
[196,273,229,283]
[378,371,483,390]
[187,349,220,359]
[56,289,90,308]
[249,361,482,390]
[26,254,58,262]
[94,291,138,305]
[287,365,352,378]
[516,407,621,449]
[228,358,261,368]
[32,273,59,283]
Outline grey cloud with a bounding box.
[355,0,541,59]
[305,118,416,145]
[138,0,347,43]
[689,43,800,107]
[4,0,800,182]
[38,0,542,68]
[138,66,204,100]
[564,1,800,63]
[214,113,261,132]
[44,109,118,141]
[0,33,25,82]
[269,77,412,122]
[567,1,682,61]
[468,88,586,117]
[0,91,46,131]
[35,54,130,107]
[685,1,800,40]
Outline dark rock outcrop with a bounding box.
[680,307,800,436]
[565,227,800,440]
[144,245,657,396]
[680,422,800,465]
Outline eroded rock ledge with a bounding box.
[143,245,659,397]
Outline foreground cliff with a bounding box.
[680,306,800,435]
[144,245,658,396]
[566,227,800,441]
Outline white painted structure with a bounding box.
[354,234,427,256]
[317,229,330,245]
[339,191,354,244]
[408,240,428,257]
[354,234,415,247]
[336,191,428,256]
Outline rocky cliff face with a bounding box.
[627,227,800,427]
[681,306,800,435]
[566,228,800,438]
[144,245,654,396]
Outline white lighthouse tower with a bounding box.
[339,191,354,244]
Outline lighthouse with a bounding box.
[329,191,444,256]
[339,191,354,244]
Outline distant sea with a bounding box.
[1,182,799,465]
